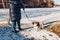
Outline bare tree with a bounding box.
[2,0,5,8]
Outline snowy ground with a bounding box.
[0,27,25,40]
[0,7,60,40]
[0,26,60,40]
[19,29,60,40]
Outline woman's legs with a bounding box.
[12,21,19,33]
[17,20,22,30]
[12,21,16,31]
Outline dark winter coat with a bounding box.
[9,0,24,21]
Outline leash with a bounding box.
[24,11,29,19]
[24,11,33,21]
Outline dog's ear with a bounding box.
[37,22,40,26]
[32,22,34,25]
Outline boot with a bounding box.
[18,27,23,31]
[12,28,19,33]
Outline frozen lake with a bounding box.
[0,7,60,24]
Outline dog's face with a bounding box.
[32,21,41,31]
[32,21,44,29]
[32,21,40,27]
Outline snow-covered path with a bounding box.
[0,26,60,40]
[19,29,60,40]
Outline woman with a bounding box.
[9,0,25,33]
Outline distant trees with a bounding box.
[0,0,54,8]
[22,0,54,8]
[0,0,9,8]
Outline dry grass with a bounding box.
[0,23,31,27]
[0,23,11,27]
[47,22,60,37]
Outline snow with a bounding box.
[21,8,60,24]
[0,27,60,40]
[0,27,26,40]
[0,8,60,24]
[19,28,60,40]
[0,7,60,40]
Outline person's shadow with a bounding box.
[0,27,26,40]
[23,21,60,30]
[44,21,59,29]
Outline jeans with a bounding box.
[12,20,21,30]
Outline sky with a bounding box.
[54,0,60,4]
